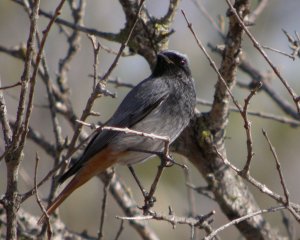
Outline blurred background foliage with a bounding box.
[0,0,299,239]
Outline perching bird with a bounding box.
[38,50,196,224]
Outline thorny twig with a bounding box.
[117,209,216,237]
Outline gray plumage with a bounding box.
[59,50,196,183]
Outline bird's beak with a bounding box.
[158,52,173,65]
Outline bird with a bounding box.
[38,50,196,224]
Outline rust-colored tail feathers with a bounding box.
[38,148,118,224]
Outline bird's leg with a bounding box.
[126,148,187,214]
[128,165,148,198]
[142,152,176,214]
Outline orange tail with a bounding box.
[38,148,119,224]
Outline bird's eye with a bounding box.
[180,59,186,65]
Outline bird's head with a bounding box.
[153,50,192,78]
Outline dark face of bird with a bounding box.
[152,50,192,78]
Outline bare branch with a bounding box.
[117,209,216,236]
[214,147,300,213]
[225,0,300,112]
[197,98,300,127]
[3,1,41,238]
[204,205,286,240]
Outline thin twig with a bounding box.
[196,98,300,127]
[21,131,92,202]
[181,10,243,114]
[183,161,197,218]
[98,171,114,240]
[262,130,300,222]
[214,147,300,218]
[128,166,147,198]
[183,161,198,239]
[35,32,64,149]
[262,45,295,60]
[117,209,215,231]
[99,172,159,240]
[186,183,215,201]
[12,0,119,43]
[56,0,86,93]
[34,154,52,240]
[142,159,167,213]
[191,0,223,37]
[77,120,171,146]
[0,81,21,90]
[0,80,13,146]
[11,0,40,150]
[240,82,262,175]
[209,42,300,120]
[114,220,124,240]
[88,35,101,91]
[262,129,289,204]
[204,205,286,240]
[107,77,136,89]
[19,0,68,147]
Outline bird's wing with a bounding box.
[59,77,169,183]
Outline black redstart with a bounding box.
[38,50,196,223]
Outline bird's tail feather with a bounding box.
[38,147,119,224]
